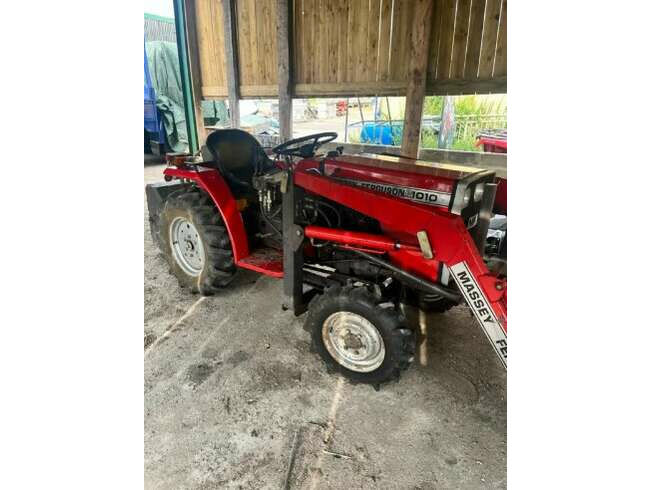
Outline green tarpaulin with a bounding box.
[145,41,230,153]
[145,41,188,152]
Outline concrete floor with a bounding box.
[144,163,506,489]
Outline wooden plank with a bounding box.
[365,0,380,83]
[322,0,334,83]
[390,0,416,81]
[426,75,506,95]
[357,0,371,82]
[493,0,506,76]
[376,0,393,82]
[464,0,486,79]
[234,0,278,88]
[256,0,277,86]
[450,0,471,79]
[294,81,407,96]
[388,0,404,80]
[276,0,292,141]
[426,0,443,81]
[239,85,280,97]
[223,0,240,127]
[478,0,501,78]
[194,0,213,88]
[335,0,349,83]
[435,0,456,80]
[201,86,229,97]
[293,0,304,83]
[263,0,276,84]
[312,0,325,83]
[347,0,362,83]
[293,77,504,97]
[324,0,337,83]
[303,0,315,83]
[401,0,434,158]
[235,0,250,86]
[213,1,227,87]
[252,0,265,84]
[195,0,227,91]
[185,0,206,143]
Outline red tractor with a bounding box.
[146,130,507,386]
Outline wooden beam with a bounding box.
[401,0,434,158]
[201,85,229,98]
[239,84,279,98]
[222,0,240,127]
[276,0,292,142]
[294,81,407,97]
[184,0,206,143]
[426,76,507,95]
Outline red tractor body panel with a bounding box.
[163,166,250,262]
[298,154,471,209]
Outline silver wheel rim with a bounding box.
[322,311,385,372]
[169,217,205,277]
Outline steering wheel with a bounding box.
[272,132,337,158]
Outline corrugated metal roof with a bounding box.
[144,13,176,43]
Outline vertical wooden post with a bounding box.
[222,0,240,128]
[401,0,434,159]
[184,0,206,144]
[276,0,293,142]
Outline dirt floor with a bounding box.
[144,162,506,489]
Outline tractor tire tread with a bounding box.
[305,284,416,386]
[159,186,236,295]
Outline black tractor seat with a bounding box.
[202,129,275,194]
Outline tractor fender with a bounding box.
[163,167,250,262]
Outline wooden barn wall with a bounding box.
[235,0,279,97]
[190,0,506,99]
[194,0,228,97]
[426,0,506,94]
[292,0,416,96]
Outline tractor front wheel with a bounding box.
[160,187,235,295]
[305,284,416,385]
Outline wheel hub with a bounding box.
[322,312,385,372]
[170,217,205,277]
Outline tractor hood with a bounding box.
[296,153,496,224]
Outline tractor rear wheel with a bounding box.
[305,284,416,386]
[160,187,235,295]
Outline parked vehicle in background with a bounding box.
[477,129,507,153]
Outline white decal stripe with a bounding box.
[334,177,452,207]
[462,265,505,335]
[450,261,507,369]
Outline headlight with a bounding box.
[463,187,472,206]
[474,184,484,202]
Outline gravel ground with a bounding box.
[144,162,506,489]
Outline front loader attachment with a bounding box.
[293,168,507,369]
